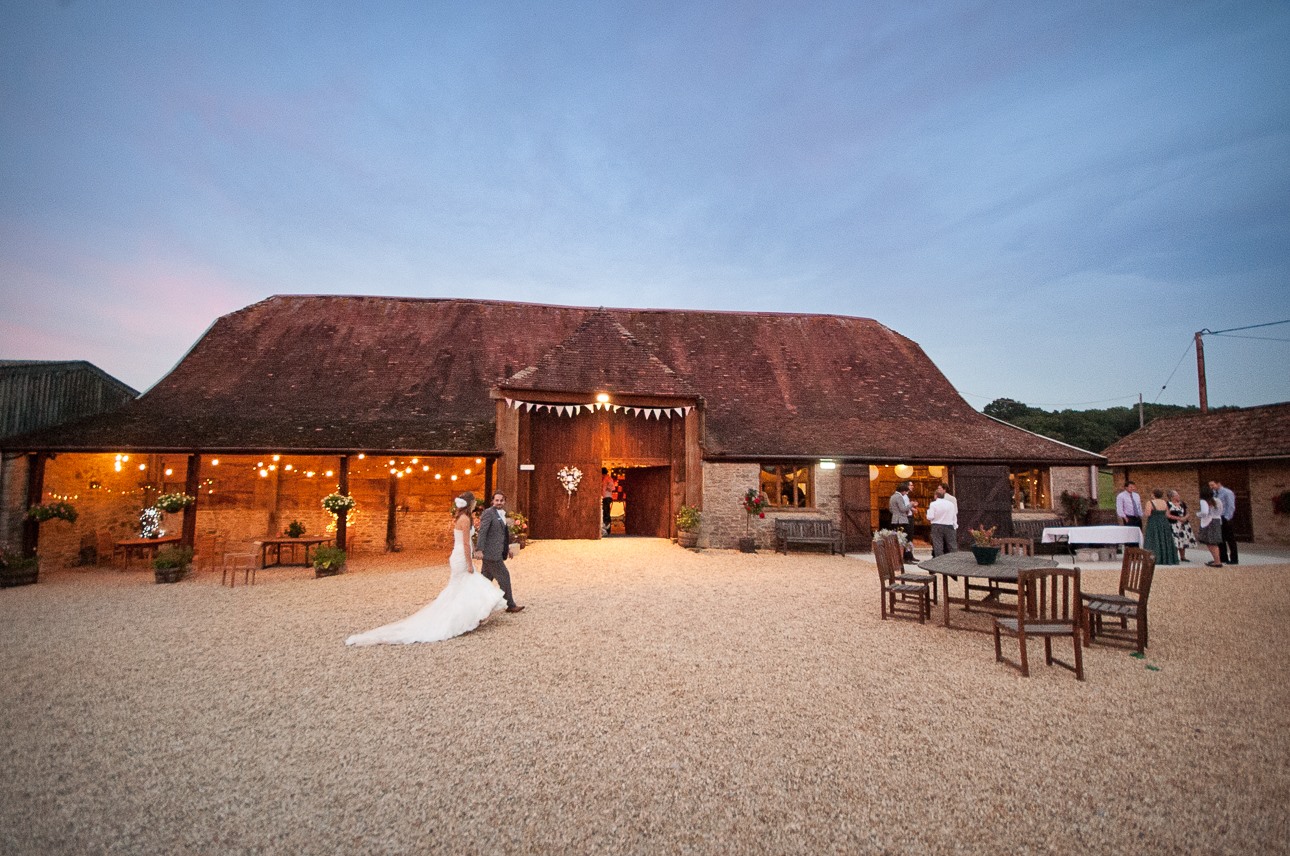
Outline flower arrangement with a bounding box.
[25,501,78,523]
[322,492,357,516]
[154,493,195,514]
[741,488,769,534]
[969,525,997,547]
[508,512,529,540]
[875,528,908,546]
[675,504,702,532]
[284,520,306,538]
[1059,490,1092,525]
[557,466,583,496]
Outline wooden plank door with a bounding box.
[1197,463,1252,541]
[624,466,672,538]
[952,465,1013,546]
[839,464,872,552]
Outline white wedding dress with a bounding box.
[345,528,506,646]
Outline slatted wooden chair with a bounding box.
[994,567,1084,680]
[1082,547,1155,653]
[892,538,938,605]
[221,552,258,587]
[993,537,1033,556]
[874,534,931,623]
[95,530,118,568]
[194,530,227,574]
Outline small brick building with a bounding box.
[1104,402,1290,547]
[2,296,1104,563]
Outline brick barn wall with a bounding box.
[1112,465,1204,532]
[1250,461,1290,547]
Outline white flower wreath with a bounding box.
[557,466,583,496]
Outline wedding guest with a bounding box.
[888,481,917,563]
[1142,488,1178,565]
[925,485,957,557]
[1166,489,1196,562]
[1208,479,1239,565]
[1197,486,1224,568]
[1116,481,1143,528]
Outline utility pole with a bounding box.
[1195,330,1208,414]
[1138,393,1144,428]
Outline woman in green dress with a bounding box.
[1142,488,1179,565]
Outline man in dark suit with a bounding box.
[474,492,524,613]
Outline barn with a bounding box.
[2,296,1104,565]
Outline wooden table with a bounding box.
[256,537,333,569]
[115,535,182,569]
[918,552,1058,632]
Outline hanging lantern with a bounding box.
[928,465,945,479]
[894,464,914,479]
[869,465,879,481]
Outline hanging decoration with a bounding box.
[505,398,692,421]
[139,507,163,540]
[557,465,583,508]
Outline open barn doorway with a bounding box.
[609,465,672,538]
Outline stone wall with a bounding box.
[698,462,839,550]
[1050,466,1098,507]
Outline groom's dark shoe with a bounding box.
[506,605,526,613]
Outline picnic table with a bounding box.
[918,551,1058,633]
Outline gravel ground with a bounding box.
[2,539,1288,855]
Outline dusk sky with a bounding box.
[3,1,1287,411]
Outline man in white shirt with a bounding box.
[1116,482,1143,528]
[926,484,958,557]
[1208,479,1239,565]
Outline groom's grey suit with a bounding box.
[476,506,517,609]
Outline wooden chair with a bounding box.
[874,535,931,623]
[195,530,227,573]
[994,567,1084,680]
[221,552,258,587]
[993,537,1033,557]
[891,538,937,605]
[1082,547,1155,653]
[95,530,118,568]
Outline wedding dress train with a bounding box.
[345,529,506,646]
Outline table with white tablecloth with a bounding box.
[1041,525,1143,548]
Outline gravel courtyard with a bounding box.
[2,539,1288,855]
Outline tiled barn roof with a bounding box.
[3,296,1102,463]
[1103,401,1290,465]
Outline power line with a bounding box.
[1208,333,1290,343]
[1201,319,1290,336]
[1152,338,1198,404]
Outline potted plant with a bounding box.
[322,492,356,517]
[152,545,194,584]
[969,525,999,565]
[312,545,346,577]
[739,489,768,553]
[284,520,306,538]
[675,504,702,549]
[0,548,40,588]
[508,513,529,549]
[25,501,78,524]
[1058,490,1092,526]
[154,493,195,514]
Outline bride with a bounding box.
[346,491,506,646]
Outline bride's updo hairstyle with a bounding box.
[454,491,476,519]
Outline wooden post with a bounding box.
[1195,331,1209,414]
[181,454,200,549]
[336,456,349,551]
[21,452,47,559]
[484,457,494,504]
[385,473,398,551]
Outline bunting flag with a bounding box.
[501,397,693,421]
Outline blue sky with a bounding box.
[2,1,1287,409]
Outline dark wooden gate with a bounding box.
[952,465,1013,546]
[839,464,872,552]
[624,466,672,537]
[1197,463,1252,541]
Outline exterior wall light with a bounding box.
[819,460,837,470]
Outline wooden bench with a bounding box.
[774,518,843,554]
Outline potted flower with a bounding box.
[739,489,768,553]
[0,547,40,588]
[152,545,194,584]
[508,513,529,549]
[311,545,347,577]
[154,493,195,514]
[322,492,357,517]
[675,504,701,549]
[1058,490,1092,526]
[969,525,999,565]
[25,501,78,524]
[284,520,306,538]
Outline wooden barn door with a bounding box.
[528,412,600,539]
[952,465,1013,546]
[840,464,872,552]
[623,466,672,537]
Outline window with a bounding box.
[759,463,812,508]
[1009,467,1050,510]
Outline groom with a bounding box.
[474,492,524,613]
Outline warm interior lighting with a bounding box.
[138,463,146,471]
[819,460,837,470]
[272,455,280,461]
[869,465,879,481]
[596,393,610,403]
[928,465,945,478]
[464,468,471,475]
[450,474,458,481]
[211,458,220,466]
[894,464,914,479]
[475,458,482,464]
[435,473,442,480]
[122,455,129,462]
[325,470,333,477]
[422,465,429,472]
[259,469,268,477]
[396,471,404,478]
[284,464,293,471]
[357,453,365,460]
[411,458,419,464]
[164,468,173,476]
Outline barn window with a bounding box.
[759,463,812,508]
